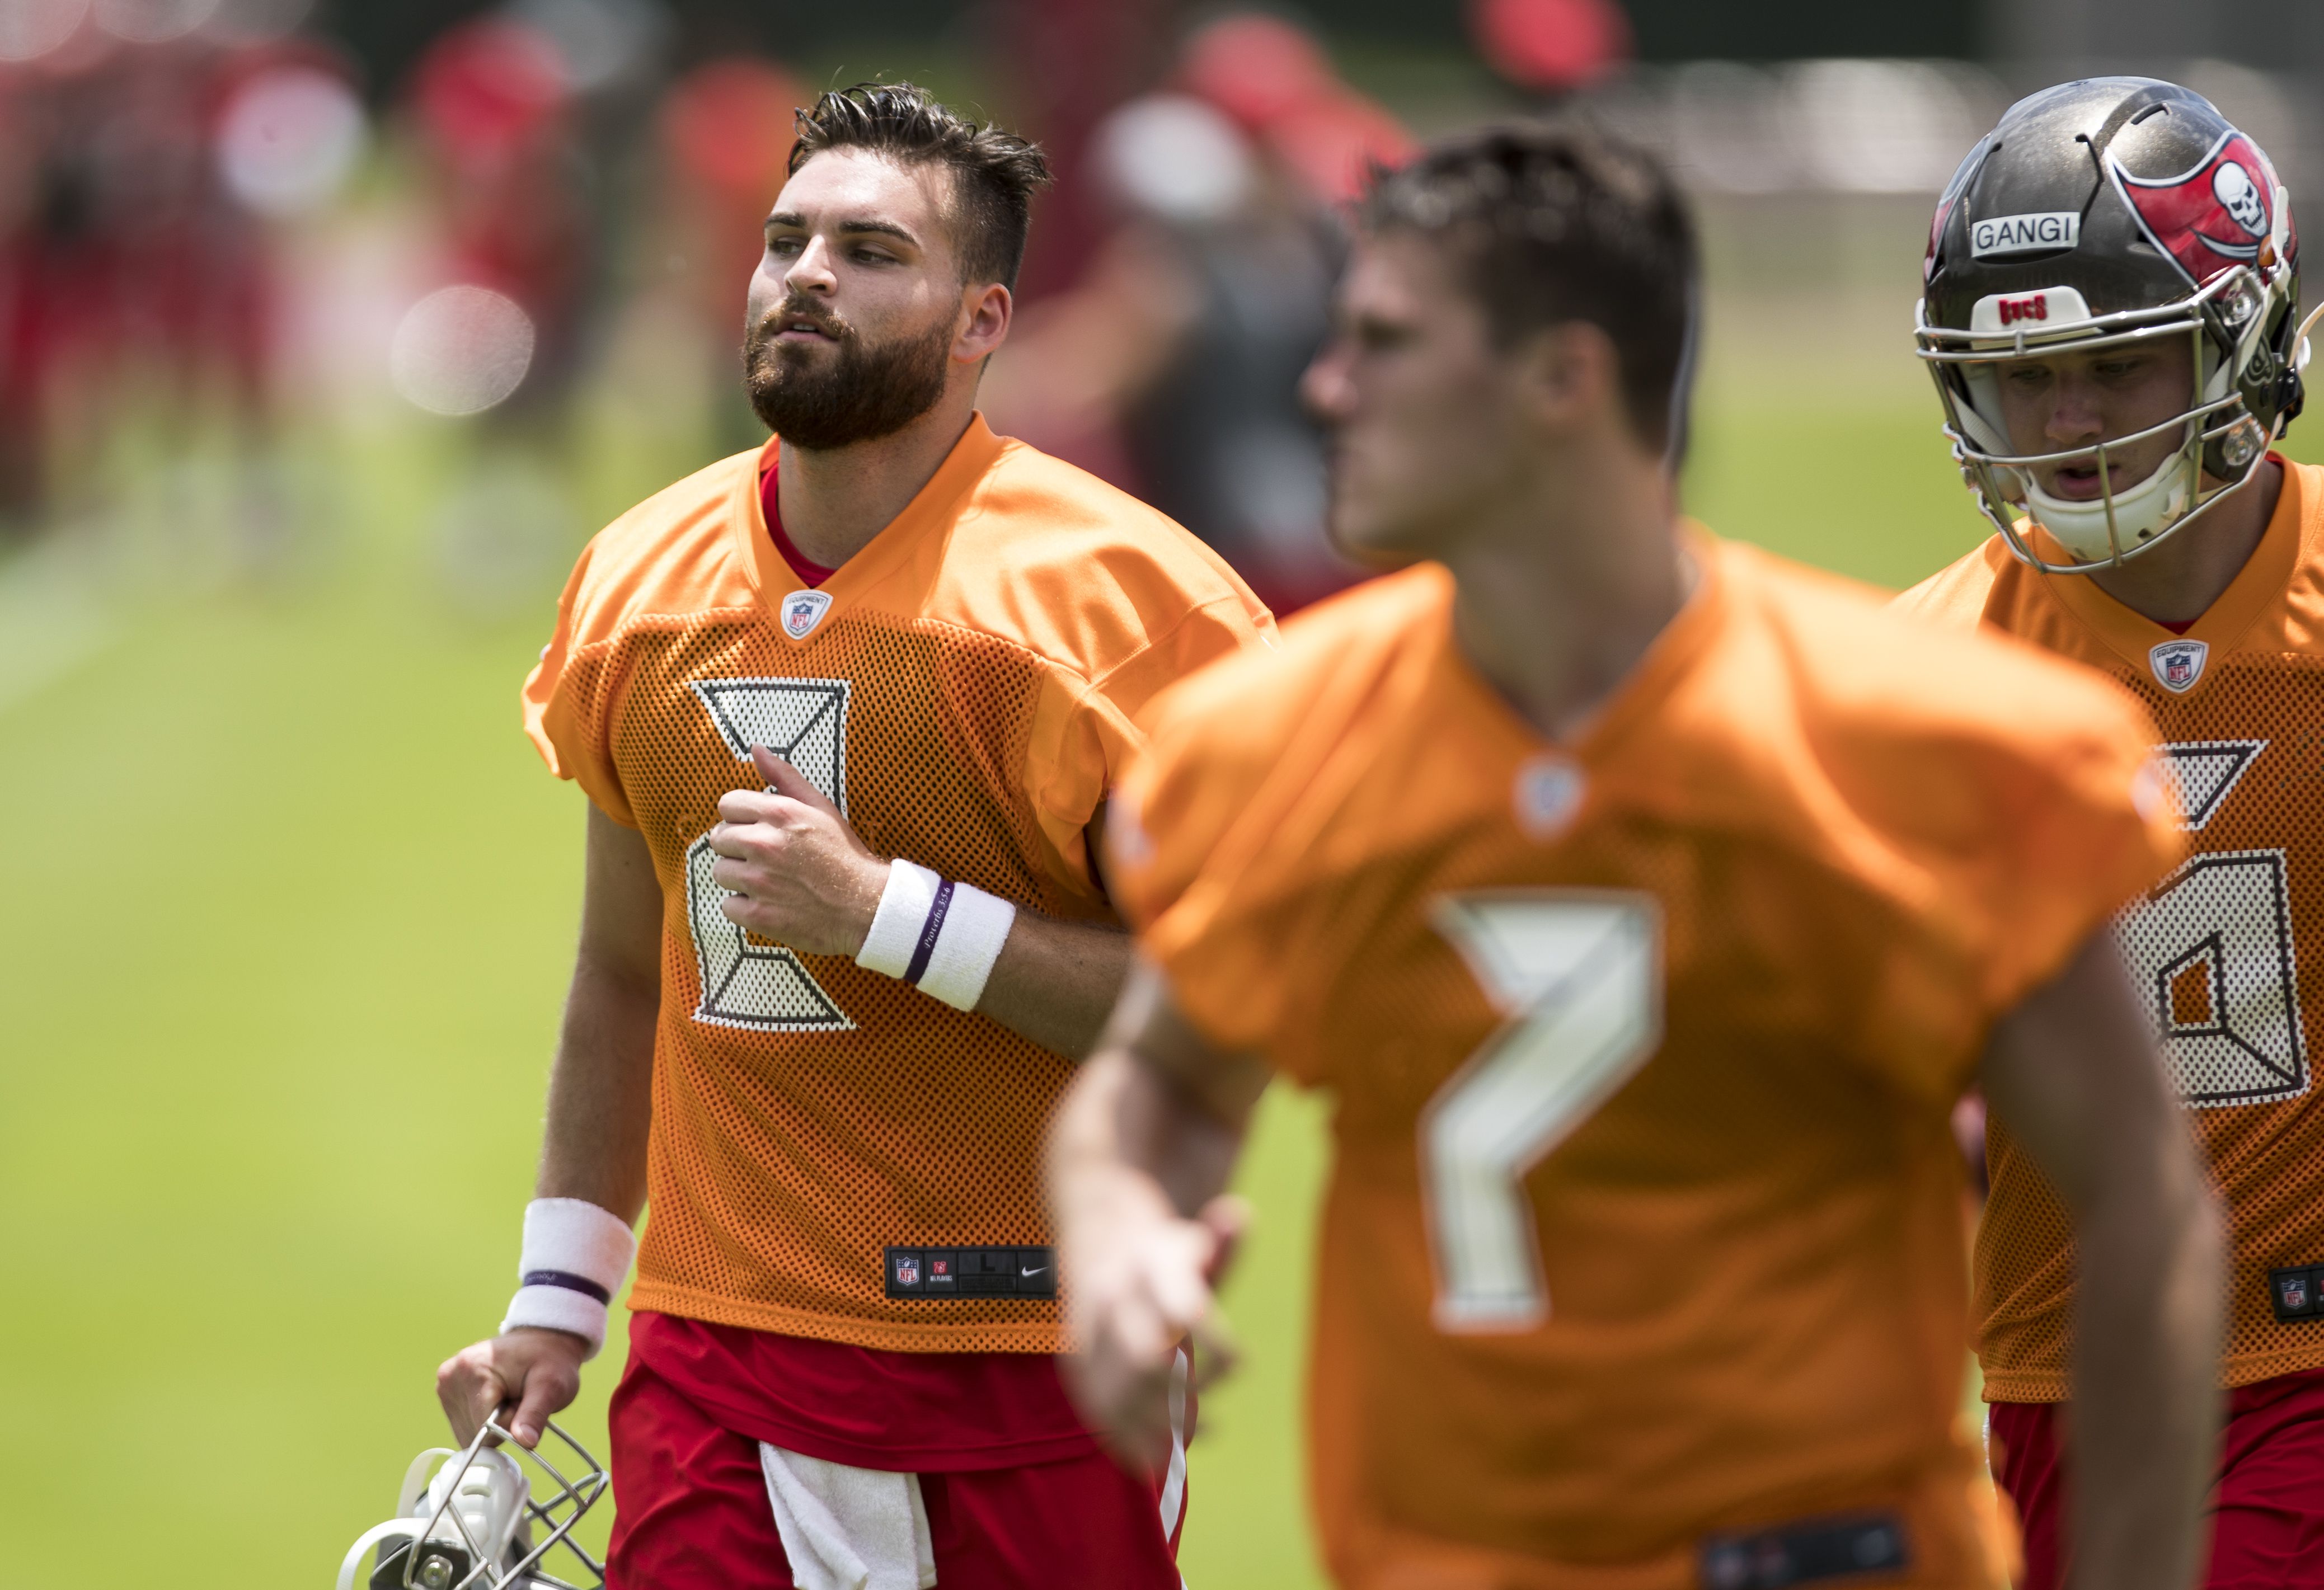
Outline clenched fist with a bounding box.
[707,746,891,957]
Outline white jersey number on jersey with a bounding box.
[682,678,857,1032]
[1422,894,1663,1334]
[2119,848,2308,1108]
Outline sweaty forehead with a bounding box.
[776,148,958,242]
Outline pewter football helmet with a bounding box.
[336,1417,607,1590]
[1916,78,2311,571]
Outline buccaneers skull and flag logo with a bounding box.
[2112,129,2294,286]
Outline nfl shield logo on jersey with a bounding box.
[895,1254,919,1287]
[782,589,833,640]
[2274,1266,2322,1319]
[2148,638,2209,694]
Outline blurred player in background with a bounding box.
[0,16,296,529]
[434,83,1272,1589]
[1899,79,2324,1590]
[406,17,589,413]
[657,54,809,451]
[980,11,1410,615]
[1049,120,2224,1590]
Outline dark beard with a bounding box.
[743,298,954,450]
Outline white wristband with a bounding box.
[500,1197,637,1360]
[854,858,1017,1013]
[856,860,941,979]
[915,881,1016,1010]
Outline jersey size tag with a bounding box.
[886,1245,1055,1300]
[1698,1511,1909,1589]
[2270,1264,2323,1320]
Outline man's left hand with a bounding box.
[708,746,889,957]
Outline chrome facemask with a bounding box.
[1914,267,2293,575]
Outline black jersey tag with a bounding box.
[1698,1511,1910,1589]
[886,1244,1055,1300]
[2271,1264,2323,1320]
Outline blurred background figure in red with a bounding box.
[985,10,1412,614]
[655,53,802,451]
[0,0,345,540]
[403,16,579,417]
[1468,0,1632,98]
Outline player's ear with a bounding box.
[956,281,1012,364]
[1514,320,1619,438]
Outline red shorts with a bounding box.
[605,1349,1189,1590]
[1989,1367,2324,1589]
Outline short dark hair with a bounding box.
[790,82,1053,291]
[1361,121,1697,454]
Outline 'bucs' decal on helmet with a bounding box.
[2112,129,2288,285]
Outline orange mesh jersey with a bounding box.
[524,416,1273,1353]
[1899,455,2324,1401]
[1109,536,2180,1588]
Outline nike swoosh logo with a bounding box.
[1021,1266,1048,1278]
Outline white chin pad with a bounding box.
[2023,453,2189,560]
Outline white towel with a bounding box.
[758,1443,937,1590]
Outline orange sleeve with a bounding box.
[520,536,641,829]
[1970,698,2184,1013]
[1027,592,1275,893]
[1863,688,2184,1096]
[1105,652,1330,1076]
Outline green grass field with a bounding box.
[0,375,2267,1586]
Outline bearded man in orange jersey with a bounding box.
[1047,120,2226,1590]
[1898,79,2324,1590]
[433,84,1272,1589]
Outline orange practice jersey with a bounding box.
[1900,455,2324,1401]
[524,416,1273,1353]
[1109,537,2180,1588]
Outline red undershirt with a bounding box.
[630,455,1098,1473]
[762,455,838,587]
[2156,616,2197,635]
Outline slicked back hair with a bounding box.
[1361,121,1698,457]
[789,83,1053,292]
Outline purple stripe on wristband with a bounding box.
[522,1269,612,1305]
[904,879,955,986]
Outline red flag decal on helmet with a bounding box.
[2112,130,2287,286]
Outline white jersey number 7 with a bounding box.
[1422,893,1663,1334]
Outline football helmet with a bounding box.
[336,1416,607,1590]
[1916,77,2316,572]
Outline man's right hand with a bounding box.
[436,1328,589,1449]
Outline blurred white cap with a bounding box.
[217,66,368,219]
[1092,94,1256,227]
[509,0,666,95]
[390,286,538,417]
[0,0,90,61]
